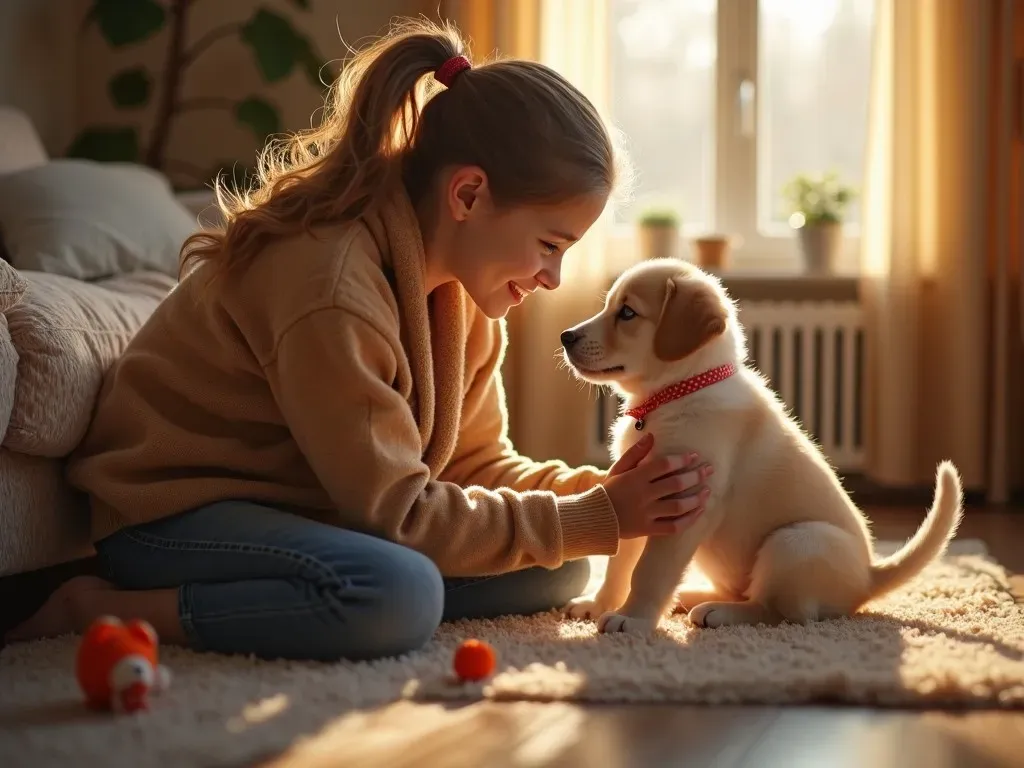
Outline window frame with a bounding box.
[607,0,865,274]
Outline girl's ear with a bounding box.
[447,165,489,221]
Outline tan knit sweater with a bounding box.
[66,188,620,576]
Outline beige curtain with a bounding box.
[859,0,1022,501]
[439,0,541,62]
[441,0,622,467]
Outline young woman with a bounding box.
[7,19,712,660]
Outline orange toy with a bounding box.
[453,638,497,682]
[76,615,172,713]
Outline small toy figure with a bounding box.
[453,638,497,682]
[75,615,172,713]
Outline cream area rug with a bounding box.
[1,540,1022,768]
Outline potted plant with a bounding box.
[781,171,856,273]
[636,207,680,261]
[691,233,743,272]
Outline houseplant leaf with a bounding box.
[241,9,302,82]
[66,126,140,162]
[241,8,326,86]
[235,97,280,142]
[108,68,151,108]
[90,0,165,48]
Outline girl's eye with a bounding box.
[617,304,636,321]
[540,240,558,256]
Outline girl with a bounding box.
[6,19,711,660]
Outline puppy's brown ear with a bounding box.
[653,278,728,361]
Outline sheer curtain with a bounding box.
[858,0,1022,501]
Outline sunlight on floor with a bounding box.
[583,555,715,600]
[226,693,290,734]
[509,704,586,767]
[263,700,629,768]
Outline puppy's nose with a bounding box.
[560,330,580,348]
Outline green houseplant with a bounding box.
[781,170,856,273]
[636,206,681,261]
[69,0,328,190]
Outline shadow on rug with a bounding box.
[1,542,1022,768]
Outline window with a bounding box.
[608,0,876,270]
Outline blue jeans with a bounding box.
[94,500,590,662]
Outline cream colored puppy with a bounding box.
[559,258,963,635]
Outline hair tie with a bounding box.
[435,55,471,88]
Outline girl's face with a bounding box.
[431,167,608,320]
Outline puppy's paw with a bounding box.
[563,596,613,621]
[596,611,658,635]
[688,601,767,629]
[687,602,721,628]
[673,586,745,614]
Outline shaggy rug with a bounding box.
[1,540,1022,768]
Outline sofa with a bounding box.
[0,106,208,578]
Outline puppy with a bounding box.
[560,258,963,635]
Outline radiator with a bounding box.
[587,299,866,472]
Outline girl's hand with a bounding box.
[602,433,712,538]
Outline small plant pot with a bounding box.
[638,223,679,261]
[691,234,741,272]
[797,221,843,273]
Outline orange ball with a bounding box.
[453,638,497,681]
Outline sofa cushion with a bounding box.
[0,159,197,280]
[3,270,175,457]
[0,261,26,442]
[0,106,48,176]
[0,315,17,445]
[0,449,92,577]
[0,256,27,311]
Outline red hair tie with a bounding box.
[435,55,471,88]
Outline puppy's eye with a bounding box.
[617,304,637,321]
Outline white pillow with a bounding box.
[0,159,198,279]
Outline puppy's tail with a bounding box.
[868,460,964,599]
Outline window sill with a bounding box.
[603,230,861,302]
[713,269,860,303]
[597,256,861,302]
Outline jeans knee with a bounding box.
[346,544,444,660]
[550,557,592,605]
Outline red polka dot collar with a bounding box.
[624,363,738,430]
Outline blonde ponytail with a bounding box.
[182,17,618,288]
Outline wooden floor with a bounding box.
[261,505,1024,768]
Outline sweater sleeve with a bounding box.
[439,314,609,497]
[263,308,619,577]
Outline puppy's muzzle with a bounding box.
[560,329,581,350]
